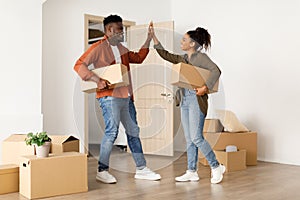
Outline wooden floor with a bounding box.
[2,148,300,200]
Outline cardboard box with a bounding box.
[214,150,246,172]
[204,119,224,133]
[2,134,80,165]
[2,134,35,165]
[171,62,219,93]
[49,135,79,154]
[199,131,257,166]
[0,164,19,194]
[81,63,130,93]
[19,152,88,199]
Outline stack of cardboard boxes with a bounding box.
[199,119,257,172]
[1,64,130,198]
[0,134,88,199]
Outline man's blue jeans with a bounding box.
[180,89,219,171]
[97,96,146,171]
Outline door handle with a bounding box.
[161,93,171,97]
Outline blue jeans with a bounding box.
[180,89,219,170]
[97,96,146,171]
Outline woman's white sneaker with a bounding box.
[211,164,226,184]
[96,171,117,184]
[175,170,199,182]
[134,167,161,181]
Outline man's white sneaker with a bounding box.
[96,171,117,184]
[211,164,226,184]
[175,170,199,182]
[134,167,161,181]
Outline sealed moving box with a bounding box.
[214,150,246,172]
[171,62,219,93]
[81,63,130,93]
[0,164,19,194]
[203,119,224,133]
[199,131,257,166]
[2,134,35,165]
[2,134,80,165]
[19,152,88,199]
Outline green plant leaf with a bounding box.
[25,131,50,146]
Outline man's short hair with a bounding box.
[103,15,122,27]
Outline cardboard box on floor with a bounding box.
[199,131,257,166]
[203,119,224,133]
[81,63,130,93]
[214,150,246,172]
[19,152,88,199]
[1,134,79,165]
[171,62,219,93]
[0,164,19,194]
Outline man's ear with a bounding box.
[105,24,113,34]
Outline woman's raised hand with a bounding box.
[149,21,160,45]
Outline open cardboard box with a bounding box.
[199,131,257,166]
[49,135,79,154]
[214,149,247,172]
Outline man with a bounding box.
[74,14,161,184]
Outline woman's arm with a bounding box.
[195,54,221,94]
[151,24,184,64]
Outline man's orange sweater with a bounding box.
[74,36,149,99]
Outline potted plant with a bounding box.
[25,132,52,158]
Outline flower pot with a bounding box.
[35,142,51,158]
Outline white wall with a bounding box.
[171,0,300,165]
[1,0,299,166]
[0,0,43,163]
[42,0,172,152]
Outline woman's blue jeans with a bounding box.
[180,89,219,170]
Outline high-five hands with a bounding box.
[146,21,154,42]
[148,21,159,45]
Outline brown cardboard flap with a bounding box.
[3,134,27,142]
[49,135,78,144]
[48,135,79,154]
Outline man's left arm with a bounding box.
[128,22,152,63]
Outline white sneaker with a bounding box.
[175,170,199,182]
[211,164,226,184]
[96,171,117,184]
[134,167,161,181]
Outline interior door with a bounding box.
[128,21,174,156]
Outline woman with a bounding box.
[151,26,225,184]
